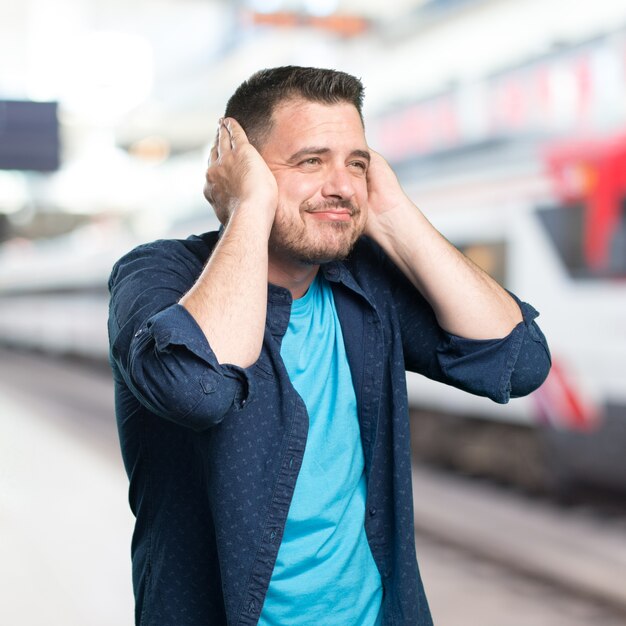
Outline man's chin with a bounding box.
[269,221,365,266]
[291,238,361,265]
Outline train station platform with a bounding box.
[2,349,626,626]
[0,357,134,626]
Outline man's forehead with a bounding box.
[266,98,366,152]
[272,97,361,123]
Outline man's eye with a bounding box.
[350,161,368,172]
[301,157,321,166]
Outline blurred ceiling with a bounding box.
[3,0,626,154]
[0,0,428,153]
[2,0,626,225]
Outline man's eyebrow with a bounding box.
[287,147,330,163]
[351,149,371,163]
[287,147,371,163]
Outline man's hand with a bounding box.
[181,118,277,368]
[363,148,522,339]
[364,149,413,241]
[204,118,278,230]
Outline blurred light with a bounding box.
[0,172,29,215]
[303,0,339,17]
[128,136,171,164]
[249,0,284,14]
[44,130,152,215]
[59,30,154,125]
[24,0,86,102]
[246,10,370,36]
[549,65,579,131]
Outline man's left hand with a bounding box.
[364,149,414,241]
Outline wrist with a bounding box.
[367,200,421,243]
[228,200,275,238]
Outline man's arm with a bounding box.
[364,150,522,340]
[180,118,277,368]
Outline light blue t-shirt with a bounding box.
[259,274,383,626]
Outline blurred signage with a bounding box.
[243,11,370,37]
[372,30,626,161]
[0,100,60,172]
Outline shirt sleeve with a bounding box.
[107,237,254,431]
[432,294,551,403]
[376,244,551,404]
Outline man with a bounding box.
[108,66,550,625]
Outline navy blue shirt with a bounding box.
[108,232,551,626]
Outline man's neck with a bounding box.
[268,261,319,300]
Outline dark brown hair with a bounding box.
[224,66,365,146]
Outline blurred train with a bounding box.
[368,28,626,495]
[398,132,626,495]
[1,28,625,496]
[1,131,624,496]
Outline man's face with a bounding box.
[258,98,370,267]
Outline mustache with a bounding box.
[303,200,359,215]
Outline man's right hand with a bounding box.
[204,117,278,230]
[181,118,276,367]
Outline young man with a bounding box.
[108,66,550,625]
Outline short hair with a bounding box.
[224,66,365,147]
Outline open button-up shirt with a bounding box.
[108,232,551,626]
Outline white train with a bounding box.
[396,134,626,494]
[365,26,626,494]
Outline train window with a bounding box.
[536,203,586,276]
[536,200,626,279]
[458,241,508,287]
[610,197,626,275]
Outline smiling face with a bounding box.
[258,98,370,270]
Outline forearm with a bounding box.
[372,204,522,339]
[108,238,255,428]
[180,207,271,367]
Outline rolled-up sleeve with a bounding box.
[376,236,552,403]
[108,239,254,431]
[435,298,551,404]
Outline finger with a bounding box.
[207,118,221,162]
[223,117,250,150]
[217,119,233,158]
[208,140,218,166]
[222,119,235,151]
[208,121,221,162]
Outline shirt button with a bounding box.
[369,507,377,516]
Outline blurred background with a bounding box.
[1,0,626,624]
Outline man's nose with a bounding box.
[321,166,356,200]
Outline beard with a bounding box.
[268,199,365,265]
